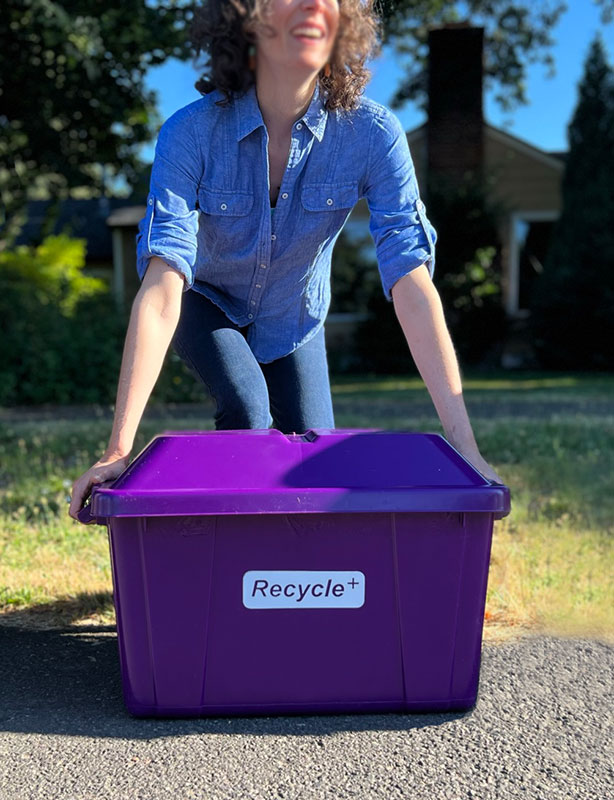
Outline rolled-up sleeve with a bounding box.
[135,107,202,291]
[363,108,437,301]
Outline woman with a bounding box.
[69,0,502,519]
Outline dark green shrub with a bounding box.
[0,235,119,405]
[426,173,507,366]
[353,291,419,374]
[0,234,211,405]
[354,172,507,373]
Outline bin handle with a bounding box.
[77,502,106,526]
[76,480,114,526]
[487,479,511,520]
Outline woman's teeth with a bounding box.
[293,28,324,39]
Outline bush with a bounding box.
[0,236,128,405]
[426,173,507,366]
[353,172,508,373]
[353,291,420,374]
[0,234,215,406]
[0,234,106,315]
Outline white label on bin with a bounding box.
[243,570,365,609]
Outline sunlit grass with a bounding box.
[486,518,614,642]
[331,369,613,394]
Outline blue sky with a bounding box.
[143,0,610,161]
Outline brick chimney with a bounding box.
[427,24,485,189]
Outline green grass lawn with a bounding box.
[0,370,612,643]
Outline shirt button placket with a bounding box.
[254,176,289,325]
[251,260,268,318]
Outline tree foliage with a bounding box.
[0,0,194,246]
[376,0,613,114]
[529,34,614,370]
[0,235,121,404]
[0,234,106,314]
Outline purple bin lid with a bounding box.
[81,429,511,522]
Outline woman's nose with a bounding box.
[299,0,330,10]
[297,0,338,19]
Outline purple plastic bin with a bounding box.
[81,428,511,717]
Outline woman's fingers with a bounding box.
[68,473,94,520]
[68,457,130,521]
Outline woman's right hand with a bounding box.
[68,453,132,521]
[66,260,183,523]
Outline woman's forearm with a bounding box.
[391,267,480,456]
[104,290,182,459]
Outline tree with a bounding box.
[529,34,614,369]
[377,0,612,114]
[0,0,194,247]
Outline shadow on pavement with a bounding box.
[0,626,469,740]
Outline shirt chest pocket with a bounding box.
[301,182,359,212]
[300,182,359,243]
[197,186,255,261]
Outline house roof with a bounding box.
[484,124,566,171]
[406,120,566,172]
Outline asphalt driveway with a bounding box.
[0,627,612,800]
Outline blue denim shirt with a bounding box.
[136,81,437,363]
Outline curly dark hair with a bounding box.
[188,0,384,112]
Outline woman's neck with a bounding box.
[255,71,318,144]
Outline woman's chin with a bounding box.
[264,61,325,80]
[294,56,328,73]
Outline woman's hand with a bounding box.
[390,273,506,486]
[68,453,131,521]
[456,447,505,484]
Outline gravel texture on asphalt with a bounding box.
[0,628,612,800]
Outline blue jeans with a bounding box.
[171,289,335,433]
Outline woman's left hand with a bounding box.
[454,446,505,484]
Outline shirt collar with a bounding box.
[234,81,328,143]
